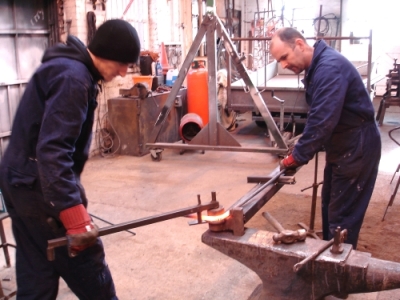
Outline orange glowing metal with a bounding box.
[186,210,230,222]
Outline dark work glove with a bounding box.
[59,204,99,257]
[279,154,300,170]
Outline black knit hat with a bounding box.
[88,19,141,64]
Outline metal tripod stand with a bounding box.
[146,8,289,161]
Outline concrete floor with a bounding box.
[1,98,400,299]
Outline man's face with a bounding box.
[96,58,129,82]
[270,38,306,74]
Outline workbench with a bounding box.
[229,59,382,126]
[230,76,306,123]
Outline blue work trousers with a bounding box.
[0,181,118,300]
[321,122,381,249]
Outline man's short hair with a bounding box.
[273,28,306,48]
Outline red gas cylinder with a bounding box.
[187,60,209,125]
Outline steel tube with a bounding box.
[145,142,288,155]
[231,36,371,42]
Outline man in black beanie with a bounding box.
[0,19,140,299]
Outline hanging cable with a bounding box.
[313,16,330,36]
[95,91,121,158]
[86,11,96,45]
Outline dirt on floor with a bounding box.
[245,120,400,267]
[244,101,400,265]
[2,103,400,300]
[245,191,400,263]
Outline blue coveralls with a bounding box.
[292,40,381,249]
[0,36,117,299]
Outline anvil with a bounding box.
[202,228,400,300]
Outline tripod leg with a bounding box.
[390,164,400,184]
[382,173,400,221]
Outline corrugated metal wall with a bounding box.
[0,0,196,160]
[0,0,53,161]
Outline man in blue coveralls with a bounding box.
[0,19,140,299]
[270,27,381,250]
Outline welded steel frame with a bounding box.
[146,11,288,156]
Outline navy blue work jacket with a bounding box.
[0,36,101,216]
[292,40,377,165]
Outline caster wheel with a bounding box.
[150,149,163,162]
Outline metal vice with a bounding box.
[202,228,400,300]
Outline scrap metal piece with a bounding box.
[330,226,348,254]
[119,83,149,99]
[293,227,347,273]
[293,238,334,273]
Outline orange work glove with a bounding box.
[279,154,300,170]
[59,204,98,257]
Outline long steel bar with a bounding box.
[231,35,372,41]
[47,200,219,261]
[89,213,136,236]
[145,142,288,154]
[367,30,372,94]
[0,29,49,35]
[206,16,218,145]
[309,153,319,231]
[242,179,286,223]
